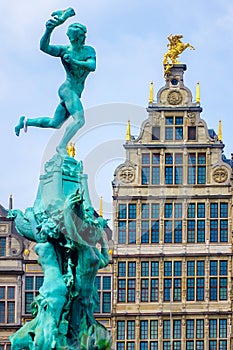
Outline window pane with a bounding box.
[140,320,148,339]
[141,221,149,244]
[164,262,172,276]
[219,319,227,338]
[128,221,136,244]
[25,292,33,314]
[197,203,205,218]
[175,127,183,140]
[220,220,228,242]
[103,292,111,313]
[197,220,205,243]
[103,276,111,290]
[151,262,159,277]
[197,261,205,276]
[128,262,136,277]
[142,154,150,164]
[220,261,228,275]
[150,320,158,339]
[209,319,217,338]
[210,220,218,242]
[210,261,218,276]
[186,320,194,339]
[119,204,127,219]
[0,238,6,257]
[165,127,173,140]
[187,204,195,218]
[35,276,44,290]
[174,261,182,276]
[220,203,228,218]
[25,276,34,290]
[175,117,183,125]
[142,167,150,185]
[151,221,159,244]
[127,321,135,339]
[187,261,195,276]
[152,167,160,185]
[163,320,170,339]
[118,262,126,277]
[210,203,218,218]
[7,301,15,323]
[196,319,204,338]
[129,204,136,219]
[7,287,15,300]
[117,321,125,340]
[118,221,126,244]
[166,117,173,125]
[152,204,160,218]
[141,262,149,277]
[174,204,182,218]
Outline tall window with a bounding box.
[210,202,228,243]
[164,261,182,302]
[187,203,205,243]
[209,260,228,301]
[165,153,183,185]
[25,275,44,314]
[118,203,137,244]
[0,286,16,324]
[0,237,6,257]
[117,320,135,350]
[186,260,205,301]
[141,153,160,185]
[139,320,158,350]
[164,203,183,243]
[141,261,159,302]
[209,319,227,350]
[163,319,181,350]
[186,319,204,350]
[141,203,160,244]
[118,261,136,303]
[165,116,183,141]
[94,275,111,314]
[187,153,206,184]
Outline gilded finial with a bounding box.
[196,82,200,104]
[66,142,76,157]
[218,120,223,142]
[163,34,195,76]
[99,196,103,217]
[126,120,131,142]
[149,82,154,103]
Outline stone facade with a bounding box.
[112,64,233,350]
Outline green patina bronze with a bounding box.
[15,7,96,156]
[9,8,111,350]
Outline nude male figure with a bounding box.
[15,8,96,155]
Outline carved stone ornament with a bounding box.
[117,166,135,183]
[212,167,228,183]
[167,90,182,105]
[188,112,196,125]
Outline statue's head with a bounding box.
[67,23,87,45]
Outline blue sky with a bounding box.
[1,0,233,221]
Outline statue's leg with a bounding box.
[15,103,69,136]
[56,96,84,155]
